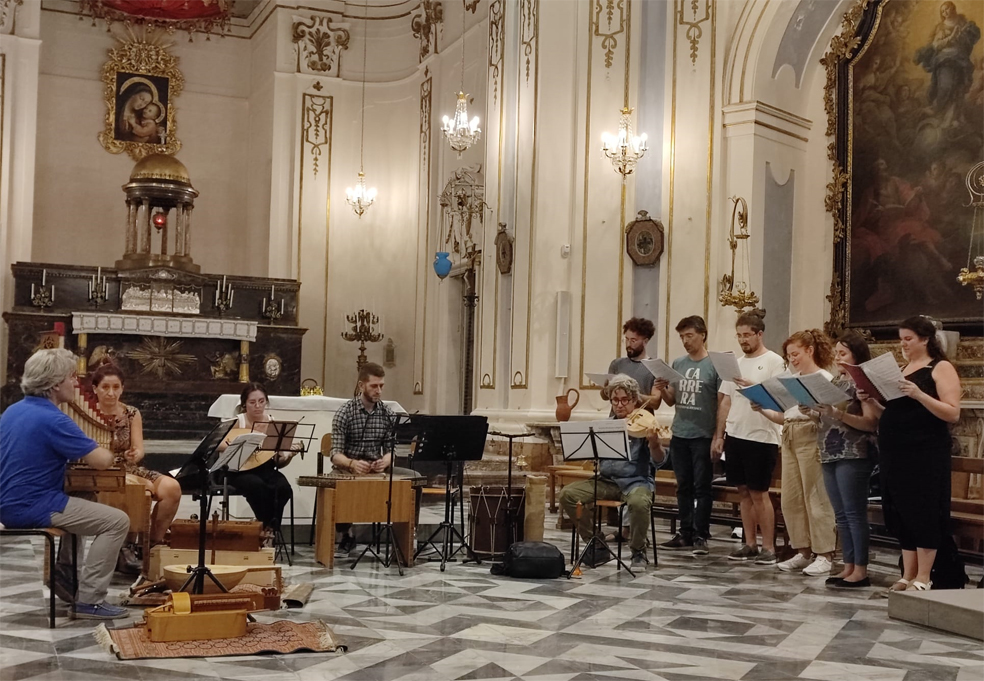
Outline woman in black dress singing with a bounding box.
[875,317,961,593]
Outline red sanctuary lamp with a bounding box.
[152,212,167,230]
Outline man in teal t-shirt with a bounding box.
[652,316,722,555]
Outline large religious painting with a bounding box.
[825,0,983,335]
[98,39,183,161]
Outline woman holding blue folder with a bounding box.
[758,330,837,577]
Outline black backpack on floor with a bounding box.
[490,541,566,579]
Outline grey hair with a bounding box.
[608,373,641,405]
[21,349,78,397]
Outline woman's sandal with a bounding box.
[881,578,909,597]
[908,580,932,591]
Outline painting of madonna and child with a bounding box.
[849,0,983,329]
[112,72,170,145]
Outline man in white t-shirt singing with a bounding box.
[714,309,786,565]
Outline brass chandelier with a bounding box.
[441,6,481,157]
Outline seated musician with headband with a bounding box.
[0,349,130,620]
[558,373,665,569]
[329,362,398,553]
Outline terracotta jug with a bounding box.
[555,388,580,422]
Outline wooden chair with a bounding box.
[0,527,77,628]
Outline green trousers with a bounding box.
[557,478,652,552]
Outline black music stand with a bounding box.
[411,415,488,572]
[559,419,635,577]
[173,419,239,594]
[249,420,316,564]
[488,430,533,551]
[351,414,414,574]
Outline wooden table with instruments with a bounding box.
[298,472,423,569]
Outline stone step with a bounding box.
[888,589,984,641]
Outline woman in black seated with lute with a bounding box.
[216,383,302,540]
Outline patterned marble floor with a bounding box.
[1,517,982,681]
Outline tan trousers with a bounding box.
[780,420,836,554]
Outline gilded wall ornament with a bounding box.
[98,39,184,161]
[412,1,444,63]
[0,0,23,35]
[488,0,504,105]
[127,337,195,380]
[593,0,626,70]
[291,14,350,77]
[677,0,711,66]
[520,0,538,82]
[302,94,332,177]
[420,77,432,171]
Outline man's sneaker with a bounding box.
[630,550,648,568]
[659,533,693,550]
[727,544,759,561]
[802,555,832,576]
[754,549,777,565]
[776,553,812,572]
[72,602,129,620]
[692,537,709,556]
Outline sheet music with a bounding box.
[777,377,819,408]
[641,359,686,383]
[862,352,905,401]
[585,372,616,387]
[737,384,784,412]
[708,351,742,383]
[838,363,884,401]
[797,372,851,406]
[761,377,799,412]
[559,419,629,461]
[214,432,265,471]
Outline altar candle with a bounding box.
[228,289,234,305]
[222,275,227,290]
[88,280,93,298]
[262,297,267,311]
[280,298,285,315]
[270,285,275,299]
[97,266,101,281]
[50,286,54,303]
[31,283,36,297]
[103,280,108,297]
[42,269,46,285]
[215,284,219,306]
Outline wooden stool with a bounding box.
[0,527,78,628]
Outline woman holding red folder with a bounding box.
[815,332,881,588]
[876,317,961,593]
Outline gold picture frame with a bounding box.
[98,39,183,161]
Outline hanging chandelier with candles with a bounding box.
[441,7,481,157]
[602,107,648,178]
[346,0,377,218]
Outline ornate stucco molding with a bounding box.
[488,0,504,104]
[411,1,443,63]
[292,14,350,77]
[0,0,22,35]
[302,93,332,177]
[677,0,710,66]
[593,0,626,69]
[73,312,258,342]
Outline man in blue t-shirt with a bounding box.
[652,316,723,556]
[0,349,130,620]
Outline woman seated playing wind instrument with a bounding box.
[216,383,303,539]
[90,362,181,548]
